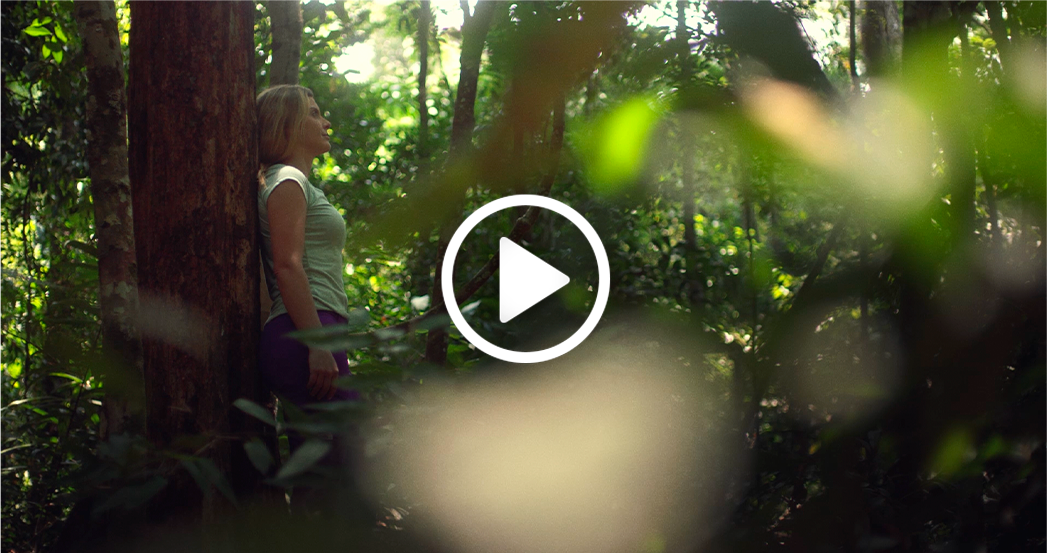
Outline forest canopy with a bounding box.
[2,1,1044,552]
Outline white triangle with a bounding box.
[499,238,570,323]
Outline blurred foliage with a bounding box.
[2,1,1045,552]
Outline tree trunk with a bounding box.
[984,1,1012,72]
[425,0,499,366]
[849,0,860,91]
[73,0,145,439]
[268,0,303,86]
[583,67,600,116]
[859,0,901,78]
[128,1,261,518]
[418,0,431,159]
[677,0,703,307]
[448,1,497,158]
[952,14,978,239]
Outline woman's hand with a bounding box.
[307,348,339,400]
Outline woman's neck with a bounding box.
[281,153,313,176]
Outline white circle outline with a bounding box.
[441,194,610,364]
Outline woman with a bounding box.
[256,84,363,515]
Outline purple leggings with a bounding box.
[259,310,360,408]
[260,311,368,517]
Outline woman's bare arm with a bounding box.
[267,179,337,399]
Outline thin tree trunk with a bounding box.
[425,0,499,366]
[448,1,497,157]
[984,1,1012,72]
[953,13,978,239]
[418,0,431,158]
[978,147,1001,252]
[268,0,303,86]
[860,0,901,79]
[128,1,261,518]
[901,2,953,77]
[677,0,702,307]
[849,0,860,91]
[859,232,869,348]
[73,0,145,439]
[584,67,599,116]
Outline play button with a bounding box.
[499,238,570,323]
[442,195,610,364]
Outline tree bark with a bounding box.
[425,0,499,366]
[859,0,901,78]
[73,0,145,439]
[268,0,303,86]
[128,1,261,518]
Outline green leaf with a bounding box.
[281,420,341,434]
[49,372,83,383]
[53,25,67,43]
[24,26,52,37]
[579,96,662,195]
[41,44,51,59]
[297,398,368,413]
[3,358,22,380]
[275,394,307,423]
[275,439,331,480]
[244,438,274,475]
[52,50,63,64]
[92,476,167,516]
[372,326,406,341]
[233,398,276,427]
[0,444,30,455]
[196,457,238,507]
[180,458,211,498]
[412,313,451,332]
[178,457,237,506]
[929,427,974,478]
[979,435,1009,461]
[288,324,367,350]
[346,308,370,327]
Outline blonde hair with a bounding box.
[256,84,314,167]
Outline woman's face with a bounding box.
[295,97,332,160]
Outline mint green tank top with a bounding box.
[259,164,350,325]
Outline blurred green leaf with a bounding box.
[180,458,210,498]
[195,457,238,507]
[244,438,274,475]
[23,26,51,37]
[275,439,331,480]
[92,476,167,516]
[288,324,365,350]
[580,97,662,195]
[233,398,276,427]
[929,427,974,478]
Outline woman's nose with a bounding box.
[323,119,331,130]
